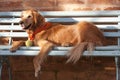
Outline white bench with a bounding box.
[0,10,120,80]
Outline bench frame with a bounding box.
[0,10,120,80]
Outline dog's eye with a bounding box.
[28,15,31,18]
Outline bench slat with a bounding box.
[0,18,20,23]
[46,17,119,23]
[0,25,119,30]
[0,11,120,16]
[0,45,119,51]
[0,32,119,37]
[0,32,28,37]
[0,50,119,56]
[0,45,119,56]
[0,17,119,23]
[40,11,120,16]
[0,25,21,30]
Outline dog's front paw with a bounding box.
[9,47,18,52]
[33,56,42,77]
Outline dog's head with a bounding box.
[19,9,45,30]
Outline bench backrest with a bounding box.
[0,10,120,46]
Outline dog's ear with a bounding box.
[32,10,45,26]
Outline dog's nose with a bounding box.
[19,21,24,24]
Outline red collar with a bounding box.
[28,22,52,40]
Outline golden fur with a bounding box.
[10,9,107,77]
[0,30,9,45]
[0,37,9,45]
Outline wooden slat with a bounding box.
[0,45,119,51]
[0,32,27,37]
[0,32,120,37]
[46,17,119,23]
[103,32,120,37]
[0,17,119,23]
[0,11,120,17]
[0,18,20,23]
[0,50,119,56]
[0,25,119,30]
[0,12,21,16]
[0,25,21,30]
[40,11,120,16]
[96,25,119,30]
[0,45,119,56]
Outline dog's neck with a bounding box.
[27,22,52,41]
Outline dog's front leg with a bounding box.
[10,40,25,52]
[33,40,54,77]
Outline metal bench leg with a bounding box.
[0,56,12,80]
[4,57,12,80]
[6,58,12,80]
[0,57,3,80]
[115,57,120,80]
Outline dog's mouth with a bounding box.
[21,23,32,30]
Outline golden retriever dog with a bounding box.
[0,37,9,45]
[10,9,107,77]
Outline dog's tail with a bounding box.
[66,42,95,63]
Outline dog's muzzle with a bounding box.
[19,21,31,30]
